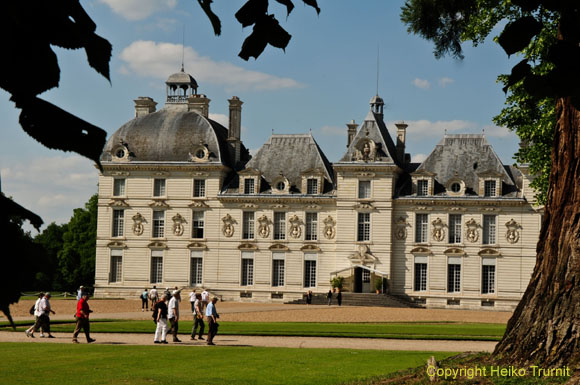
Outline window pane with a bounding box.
[274,212,286,240]
[415,214,427,243]
[357,212,370,241]
[241,258,254,286]
[272,259,285,287]
[484,180,496,197]
[358,180,371,199]
[304,260,317,287]
[447,264,461,292]
[193,179,206,197]
[153,211,165,238]
[242,212,255,239]
[305,212,318,241]
[417,180,428,196]
[449,214,462,243]
[414,263,427,291]
[151,256,163,283]
[482,265,496,294]
[112,209,124,237]
[192,211,204,238]
[154,179,166,197]
[244,179,255,194]
[113,179,125,196]
[307,179,318,194]
[483,215,496,244]
[190,256,203,285]
[110,255,122,282]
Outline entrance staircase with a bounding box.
[286,292,418,308]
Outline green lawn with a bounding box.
[3,320,506,341]
[0,342,455,385]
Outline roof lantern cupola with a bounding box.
[370,94,384,117]
[165,67,198,104]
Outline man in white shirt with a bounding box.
[205,297,219,345]
[201,288,209,308]
[38,293,55,338]
[149,286,158,310]
[190,293,205,340]
[167,290,181,342]
[188,289,197,313]
[25,292,44,338]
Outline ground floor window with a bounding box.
[110,250,122,283]
[304,253,317,288]
[482,259,496,294]
[190,251,203,286]
[241,251,254,286]
[447,264,461,293]
[414,256,428,291]
[150,252,163,284]
[272,252,285,287]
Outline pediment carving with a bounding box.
[239,203,259,209]
[107,241,127,248]
[238,243,258,250]
[478,248,500,257]
[348,244,377,265]
[149,199,169,209]
[444,248,465,256]
[148,241,167,249]
[269,243,289,251]
[353,202,375,211]
[187,242,207,250]
[301,244,321,252]
[109,198,129,207]
[189,200,209,209]
[410,247,431,255]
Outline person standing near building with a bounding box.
[76,286,84,301]
[141,288,149,311]
[25,292,44,338]
[167,290,181,342]
[327,289,333,306]
[201,288,209,309]
[153,294,169,344]
[188,289,197,313]
[149,286,158,310]
[306,290,313,305]
[37,292,55,338]
[205,297,219,345]
[72,292,95,344]
[337,288,342,306]
[191,293,205,340]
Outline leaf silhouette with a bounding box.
[235,0,268,28]
[197,0,222,36]
[275,0,295,17]
[302,0,320,14]
[498,17,542,56]
[239,15,291,60]
[85,34,113,82]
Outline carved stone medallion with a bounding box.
[172,213,186,236]
[431,217,445,242]
[132,212,146,236]
[288,214,302,239]
[323,216,336,239]
[222,214,236,238]
[465,218,479,243]
[257,215,270,238]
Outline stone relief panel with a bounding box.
[394,217,410,241]
[431,217,445,242]
[505,218,521,244]
[288,214,302,239]
[222,214,237,238]
[323,216,336,239]
[172,213,186,236]
[352,139,377,162]
[257,215,270,238]
[132,213,146,236]
[465,218,479,243]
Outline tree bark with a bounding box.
[493,96,580,368]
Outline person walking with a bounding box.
[337,288,342,306]
[327,289,333,306]
[188,289,197,313]
[76,286,84,301]
[149,286,158,310]
[72,292,95,343]
[306,290,313,305]
[36,293,56,338]
[201,288,209,309]
[205,297,219,345]
[167,290,181,342]
[141,288,149,311]
[153,294,169,344]
[25,292,44,338]
[190,293,205,340]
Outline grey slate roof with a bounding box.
[166,70,198,87]
[241,134,334,193]
[415,134,516,195]
[339,110,399,164]
[101,107,242,168]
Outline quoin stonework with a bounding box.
[95,68,541,310]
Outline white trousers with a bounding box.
[154,318,168,341]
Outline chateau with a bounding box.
[95,69,541,310]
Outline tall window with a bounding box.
[113,178,125,197]
[483,215,496,245]
[152,210,165,238]
[192,211,204,239]
[244,178,255,194]
[241,251,254,286]
[273,212,286,240]
[150,251,163,283]
[305,212,318,241]
[153,178,166,197]
[417,179,428,196]
[190,251,203,286]
[242,211,255,239]
[304,254,317,287]
[482,259,496,294]
[357,212,371,241]
[193,179,206,197]
[449,214,462,243]
[415,214,428,243]
[414,257,428,291]
[484,180,497,197]
[447,258,461,293]
[306,178,318,194]
[272,252,285,287]
[358,180,371,199]
[110,250,123,283]
[112,209,124,237]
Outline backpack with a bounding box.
[29,304,35,315]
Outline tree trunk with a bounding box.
[493,96,580,368]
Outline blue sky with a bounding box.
[0,0,521,229]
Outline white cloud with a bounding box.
[100,0,177,21]
[119,41,305,92]
[481,124,512,138]
[389,120,513,139]
[438,77,454,87]
[412,78,431,89]
[208,113,248,133]
[1,155,98,227]
[411,153,428,163]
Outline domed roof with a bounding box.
[370,94,384,104]
[101,108,232,165]
[166,69,198,88]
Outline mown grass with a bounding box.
[0,342,455,385]
[2,320,505,340]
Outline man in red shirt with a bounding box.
[72,292,95,344]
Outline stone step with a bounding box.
[286,293,418,308]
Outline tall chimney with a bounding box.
[346,120,358,147]
[228,96,243,164]
[187,94,210,117]
[395,121,408,163]
[134,97,157,118]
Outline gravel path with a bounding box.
[0,331,496,352]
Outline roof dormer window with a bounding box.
[484,180,497,197]
[244,178,255,194]
[446,178,465,196]
[306,178,319,195]
[417,180,428,196]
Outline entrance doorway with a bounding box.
[354,267,362,293]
